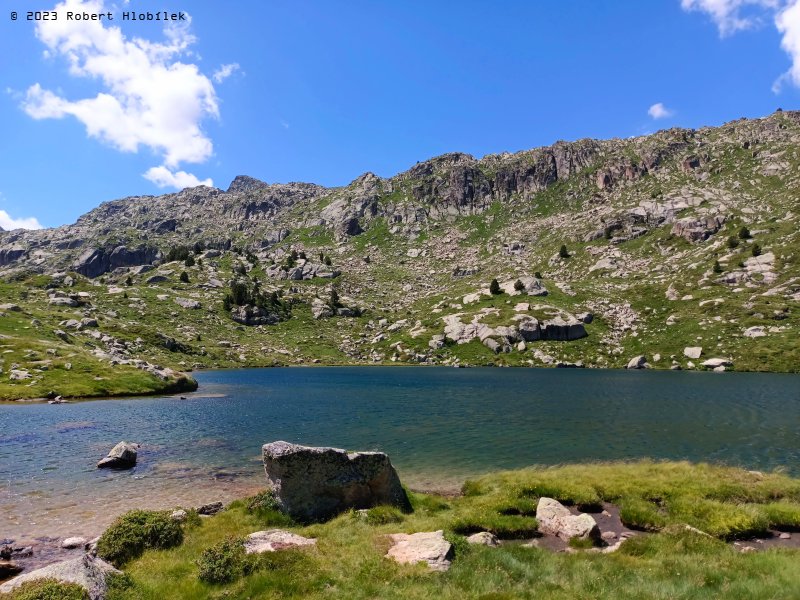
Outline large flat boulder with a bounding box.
[386,530,453,571]
[0,554,120,600]
[262,441,411,521]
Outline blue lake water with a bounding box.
[1,366,799,539]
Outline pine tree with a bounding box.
[489,278,501,295]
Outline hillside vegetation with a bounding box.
[1,112,799,399]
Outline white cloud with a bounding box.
[680,0,779,36]
[774,1,800,90]
[0,210,43,230]
[682,0,800,93]
[280,120,290,129]
[22,0,221,188]
[143,166,213,189]
[212,63,240,83]
[648,102,675,119]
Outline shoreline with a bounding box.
[3,362,799,404]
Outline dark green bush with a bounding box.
[738,226,751,239]
[179,271,190,283]
[513,279,525,292]
[0,579,87,600]
[752,243,762,257]
[727,236,739,249]
[197,537,248,584]
[489,279,501,295]
[559,244,570,258]
[97,509,183,566]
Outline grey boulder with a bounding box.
[97,441,139,469]
[262,441,411,521]
[0,554,120,600]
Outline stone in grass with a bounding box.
[244,530,317,554]
[262,441,411,522]
[0,554,120,600]
[466,531,499,547]
[536,497,601,543]
[626,355,648,370]
[197,502,224,516]
[97,441,139,469]
[385,530,453,572]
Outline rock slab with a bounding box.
[0,554,120,600]
[536,497,600,542]
[262,441,411,521]
[244,530,317,554]
[386,530,453,571]
[97,441,139,469]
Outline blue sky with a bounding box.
[1,0,799,228]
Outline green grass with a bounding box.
[104,461,800,600]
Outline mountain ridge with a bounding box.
[0,109,798,400]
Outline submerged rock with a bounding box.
[97,441,139,469]
[262,441,411,521]
[385,530,453,571]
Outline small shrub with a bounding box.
[0,579,87,600]
[513,279,525,292]
[461,479,486,497]
[197,537,248,584]
[727,236,739,249]
[324,256,332,266]
[125,275,132,286]
[712,260,723,274]
[365,505,405,525]
[752,244,762,257]
[179,271,190,283]
[185,255,195,267]
[97,509,183,566]
[559,244,570,259]
[489,279,501,295]
[534,271,542,279]
[738,226,751,239]
[246,490,280,513]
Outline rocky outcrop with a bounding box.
[670,215,726,242]
[385,530,453,572]
[536,497,600,542]
[230,305,281,326]
[72,245,161,278]
[262,441,411,521]
[0,246,26,266]
[97,441,139,469]
[0,554,120,600]
[466,531,499,546]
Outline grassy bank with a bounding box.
[30,461,799,600]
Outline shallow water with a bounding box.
[1,366,799,539]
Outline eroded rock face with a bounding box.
[262,441,411,521]
[0,554,120,600]
[244,530,317,554]
[536,497,600,542]
[97,441,139,469]
[72,246,160,278]
[385,530,453,571]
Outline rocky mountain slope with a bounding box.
[1,110,798,399]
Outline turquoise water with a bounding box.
[1,367,799,538]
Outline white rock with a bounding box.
[61,537,87,549]
[683,347,703,359]
[244,529,317,554]
[466,531,499,547]
[386,530,453,571]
